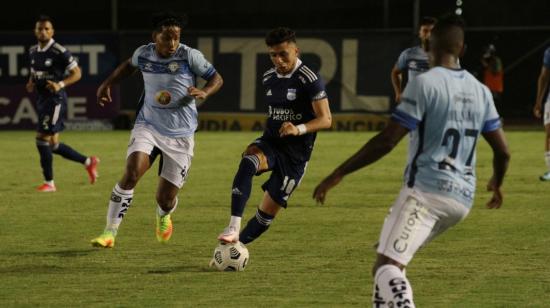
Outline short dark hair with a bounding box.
[432,14,465,35]
[152,12,186,32]
[431,14,465,54]
[420,16,437,26]
[265,27,296,46]
[36,15,53,24]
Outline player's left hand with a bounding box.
[45,80,62,93]
[486,177,503,209]
[313,173,343,205]
[187,86,208,100]
[279,121,299,137]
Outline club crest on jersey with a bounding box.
[286,88,297,101]
[44,59,53,67]
[168,62,179,73]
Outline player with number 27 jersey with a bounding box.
[392,67,501,207]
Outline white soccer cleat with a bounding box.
[540,171,550,181]
[217,226,239,243]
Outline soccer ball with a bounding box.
[211,242,249,272]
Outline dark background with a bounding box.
[4,0,549,31]
[2,0,550,120]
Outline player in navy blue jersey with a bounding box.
[391,16,436,104]
[216,27,332,245]
[26,15,99,192]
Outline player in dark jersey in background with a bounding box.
[216,27,332,245]
[26,15,99,192]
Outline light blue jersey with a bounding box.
[392,67,501,207]
[396,46,430,81]
[130,43,217,137]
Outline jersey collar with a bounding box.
[276,58,302,78]
[37,39,55,52]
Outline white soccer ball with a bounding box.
[212,242,249,271]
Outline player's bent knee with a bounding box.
[120,169,141,188]
[243,147,269,171]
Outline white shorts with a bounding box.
[127,125,193,188]
[376,186,470,266]
[544,101,550,126]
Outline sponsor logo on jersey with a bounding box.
[313,90,327,101]
[287,88,297,101]
[269,106,303,121]
[266,89,272,96]
[168,62,179,72]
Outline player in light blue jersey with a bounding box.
[90,13,223,248]
[391,16,436,104]
[533,47,550,181]
[314,15,510,307]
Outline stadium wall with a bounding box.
[1,29,547,131]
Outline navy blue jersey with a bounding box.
[261,59,327,163]
[29,39,78,98]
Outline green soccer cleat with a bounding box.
[156,214,173,243]
[91,230,116,248]
[540,171,550,181]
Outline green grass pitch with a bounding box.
[0,130,549,307]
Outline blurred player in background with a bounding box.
[26,15,99,192]
[91,12,223,248]
[533,47,550,181]
[216,27,332,246]
[313,15,510,307]
[391,16,436,104]
[480,44,504,105]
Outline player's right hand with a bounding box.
[533,103,542,118]
[25,81,34,93]
[97,85,112,107]
[395,92,402,104]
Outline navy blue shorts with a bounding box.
[251,137,308,207]
[36,95,66,134]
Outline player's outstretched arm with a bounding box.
[97,58,137,106]
[482,128,511,209]
[534,66,550,118]
[313,120,409,204]
[187,72,223,101]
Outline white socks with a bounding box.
[157,197,178,217]
[374,264,415,308]
[372,283,386,308]
[545,151,550,169]
[229,215,242,231]
[106,183,134,234]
